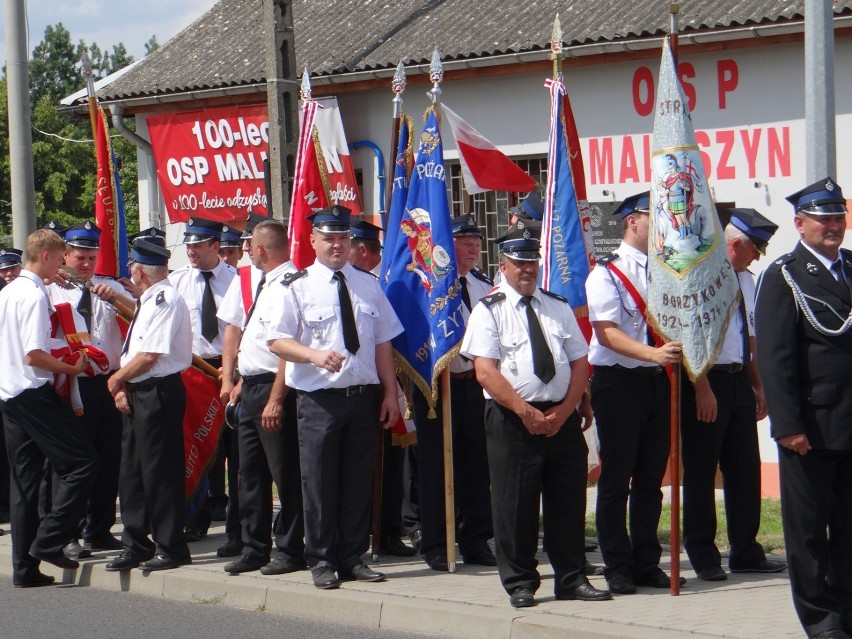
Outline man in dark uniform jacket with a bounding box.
[755,177,852,639]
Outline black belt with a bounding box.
[711,363,744,373]
[203,356,223,368]
[242,372,276,386]
[314,385,371,397]
[604,364,666,376]
[450,370,476,380]
[528,400,560,411]
[126,372,180,391]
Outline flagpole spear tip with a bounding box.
[428,47,443,104]
[392,60,406,114]
[550,14,563,78]
[670,2,681,15]
[300,67,312,101]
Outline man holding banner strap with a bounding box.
[269,205,402,590]
[220,220,306,577]
[47,221,131,558]
[681,208,786,582]
[106,239,193,572]
[585,192,684,595]
[461,223,610,609]
[756,178,852,639]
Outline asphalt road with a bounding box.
[0,578,433,639]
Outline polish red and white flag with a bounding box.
[441,104,536,195]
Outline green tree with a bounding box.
[144,35,160,56]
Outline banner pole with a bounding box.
[440,367,457,572]
[668,1,682,597]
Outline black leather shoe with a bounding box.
[183,526,206,543]
[216,538,244,558]
[312,566,340,590]
[635,567,686,588]
[696,565,728,581]
[585,542,599,552]
[13,572,56,588]
[30,550,79,570]
[339,562,386,582]
[426,554,449,572]
[380,536,417,557]
[812,630,852,639]
[509,587,536,608]
[105,550,143,572]
[64,541,93,560]
[224,556,265,574]
[584,561,605,576]
[730,559,787,574]
[556,580,613,601]
[260,556,307,575]
[463,548,497,566]
[139,554,191,571]
[85,534,124,551]
[605,571,637,595]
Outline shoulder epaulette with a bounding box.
[540,289,568,303]
[155,290,166,305]
[769,253,795,269]
[281,269,308,286]
[596,252,618,265]
[469,268,493,286]
[352,265,379,278]
[482,292,506,306]
[841,248,852,271]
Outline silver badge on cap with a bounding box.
[0,250,6,256]
[223,225,230,233]
[826,179,835,191]
[522,229,531,240]
[84,221,92,230]
[148,229,157,236]
[517,221,525,230]
[332,206,340,217]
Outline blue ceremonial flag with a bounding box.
[541,74,594,320]
[381,106,463,410]
[647,38,739,381]
[110,148,130,279]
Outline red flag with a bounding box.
[289,101,330,269]
[93,106,129,278]
[442,104,536,195]
[181,367,225,498]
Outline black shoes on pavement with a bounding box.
[380,536,417,557]
[216,538,244,558]
[729,559,787,574]
[635,567,687,589]
[312,566,340,590]
[261,556,307,575]
[105,550,190,572]
[13,572,56,588]
[555,580,613,602]
[339,562,386,582]
[509,587,536,608]
[224,556,266,574]
[696,565,728,581]
[463,548,497,566]
[86,534,124,551]
[30,549,79,570]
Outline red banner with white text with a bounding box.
[147,100,362,224]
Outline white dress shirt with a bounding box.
[460,281,589,402]
[169,260,236,358]
[217,264,264,329]
[449,269,494,374]
[238,261,296,376]
[0,270,55,400]
[269,260,403,392]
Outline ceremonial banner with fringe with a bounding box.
[94,106,129,279]
[541,74,594,338]
[289,100,330,269]
[381,108,463,414]
[647,39,738,382]
[181,366,225,499]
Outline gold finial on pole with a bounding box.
[550,14,564,79]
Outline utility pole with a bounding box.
[264,0,299,220]
[804,0,836,181]
[4,0,37,246]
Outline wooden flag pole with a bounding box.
[668,1,682,597]
[440,367,457,572]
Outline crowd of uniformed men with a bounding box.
[0,178,850,636]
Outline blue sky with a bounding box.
[1,0,218,65]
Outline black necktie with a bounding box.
[243,272,266,327]
[333,271,360,354]
[521,295,555,384]
[121,300,141,355]
[200,270,218,342]
[77,284,93,333]
[459,276,472,311]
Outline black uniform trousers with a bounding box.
[210,427,241,541]
[380,428,405,539]
[780,448,852,637]
[75,374,122,542]
[296,386,379,571]
[485,399,587,596]
[412,376,493,561]
[0,383,98,580]
[119,373,190,561]
[0,412,10,521]
[592,365,669,579]
[237,376,304,563]
[681,367,766,572]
